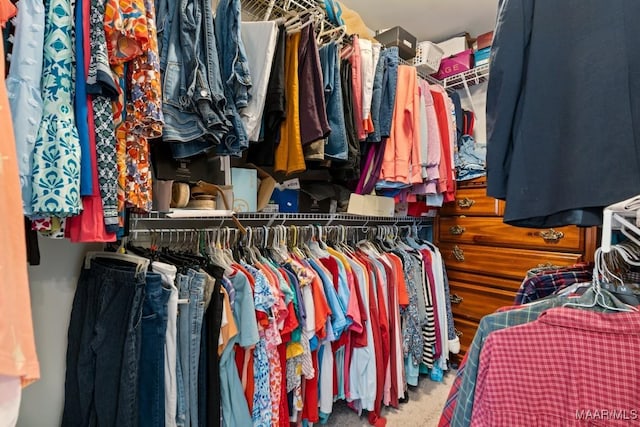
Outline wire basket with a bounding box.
[413,41,444,75]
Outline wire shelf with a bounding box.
[426,63,490,91]
[130,211,432,232]
[242,0,327,22]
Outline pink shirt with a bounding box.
[420,80,441,194]
[381,65,421,184]
[348,35,366,141]
[0,33,40,386]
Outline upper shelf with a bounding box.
[425,63,490,91]
[129,211,432,231]
[242,0,329,23]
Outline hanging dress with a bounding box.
[31,0,82,217]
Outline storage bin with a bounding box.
[474,47,491,67]
[436,33,472,57]
[374,26,417,60]
[413,41,444,74]
[431,49,474,80]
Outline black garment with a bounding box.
[205,265,225,427]
[247,24,286,166]
[297,23,330,145]
[62,258,146,427]
[449,92,464,147]
[331,59,360,182]
[198,320,207,427]
[25,217,40,265]
[486,0,640,227]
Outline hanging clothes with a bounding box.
[31,0,82,218]
[5,0,44,216]
[240,21,279,142]
[274,32,305,175]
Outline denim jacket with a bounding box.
[156,0,232,158]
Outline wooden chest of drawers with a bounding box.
[435,178,597,357]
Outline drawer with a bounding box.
[439,187,502,216]
[447,270,523,292]
[452,317,478,356]
[449,281,516,323]
[439,242,583,282]
[438,216,583,252]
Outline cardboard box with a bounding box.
[347,194,395,217]
[432,49,474,80]
[375,26,417,60]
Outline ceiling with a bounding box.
[339,0,499,43]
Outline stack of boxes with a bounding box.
[373,26,495,81]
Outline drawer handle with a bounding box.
[539,228,564,243]
[455,328,463,337]
[449,225,466,236]
[457,198,476,209]
[452,245,465,262]
[450,294,464,304]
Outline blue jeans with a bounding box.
[214,0,250,156]
[139,273,171,427]
[62,258,145,427]
[214,0,250,108]
[367,45,386,143]
[320,41,348,160]
[378,46,399,139]
[159,0,231,158]
[176,270,206,427]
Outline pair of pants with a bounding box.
[139,273,171,427]
[320,41,348,161]
[378,46,399,139]
[151,261,179,427]
[62,258,146,427]
[175,269,206,427]
[204,265,226,427]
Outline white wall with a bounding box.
[18,238,100,427]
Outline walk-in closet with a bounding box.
[2,0,640,426]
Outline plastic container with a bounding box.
[413,41,444,74]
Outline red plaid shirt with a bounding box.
[470,307,640,426]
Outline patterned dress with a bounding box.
[88,0,118,231]
[104,0,162,220]
[30,0,82,217]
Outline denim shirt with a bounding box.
[5,0,44,215]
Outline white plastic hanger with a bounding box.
[563,249,638,312]
[601,195,640,253]
[84,251,150,276]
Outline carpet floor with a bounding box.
[323,370,456,427]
